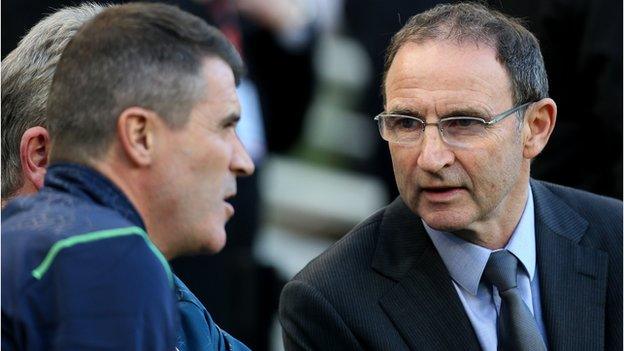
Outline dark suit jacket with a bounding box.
[279,180,622,350]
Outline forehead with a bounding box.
[385,40,513,113]
[194,57,240,117]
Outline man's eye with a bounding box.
[444,118,481,128]
[390,117,420,130]
[221,120,238,130]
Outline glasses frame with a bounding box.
[374,102,533,146]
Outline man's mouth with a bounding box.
[224,193,236,216]
[224,201,235,216]
[420,186,465,201]
[423,186,460,192]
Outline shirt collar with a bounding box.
[44,162,146,230]
[425,184,536,295]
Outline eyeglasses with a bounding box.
[374,102,532,147]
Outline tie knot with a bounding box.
[483,250,519,292]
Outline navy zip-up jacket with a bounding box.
[175,276,251,351]
[2,163,251,351]
[2,164,177,350]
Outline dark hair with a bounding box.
[47,2,245,162]
[382,2,548,106]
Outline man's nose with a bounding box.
[231,135,255,176]
[416,124,454,173]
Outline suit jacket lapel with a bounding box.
[531,180,608,351]
[372,198,481,350]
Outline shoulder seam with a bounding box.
[31,226,172,285]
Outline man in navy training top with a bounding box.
[1,3,254,350]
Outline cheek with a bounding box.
[389,147,413,182]
[390,146,418,193]
[189,140,230,176]
[467,143,522,196]
[193,141,236,206]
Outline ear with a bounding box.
[522,98,557,159]
[116,107,158,167]
[19,126,50,190]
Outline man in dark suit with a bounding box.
[279,3,622,350]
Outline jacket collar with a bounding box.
[371,196,428,281]
[45,163,145,230]
[372,196,481,350]
[530,180,606,351]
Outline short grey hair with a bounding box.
[382,2,549,107]
[1,3,106,200]
[46,3,245,164]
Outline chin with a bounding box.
[419,209,474,232]
[424,220,465,232]
[200,226,227,254]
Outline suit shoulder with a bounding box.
[534,180,622,250]
[293,207,385,284]
[537,180,622,220]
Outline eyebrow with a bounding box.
[439,108,489,119]
[387,107,424,118]
[387,106,490,119]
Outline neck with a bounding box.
[90,155,175,260]
[2,181,39,209]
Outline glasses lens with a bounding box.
[439,118,486,146]
[380,115,423,144]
